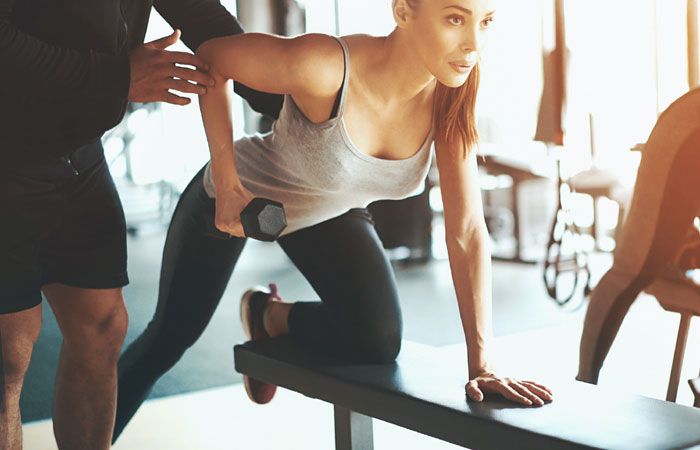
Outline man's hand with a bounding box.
[128,29,215,105]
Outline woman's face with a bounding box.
[398,0,496,87]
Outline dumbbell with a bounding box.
[240,198,287,241]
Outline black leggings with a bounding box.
[113,167,402,440]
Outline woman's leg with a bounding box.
[276,208,403,364]
[578,130,700,383]
[113,167,247,441]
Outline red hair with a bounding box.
[434,64,480,158]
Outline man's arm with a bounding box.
[154,0,284,119]
[0,0,129,100]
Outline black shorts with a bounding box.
[0,140,129,314]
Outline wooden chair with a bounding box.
[567,168,628,249]
[645,275,700,403]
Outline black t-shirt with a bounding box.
[0,0,282,166]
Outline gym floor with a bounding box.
[21,229,700,448]
[21,231,583,423]
[23,267,700,449]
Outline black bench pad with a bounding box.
[234,337,700,450]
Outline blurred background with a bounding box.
[22,0,700,447]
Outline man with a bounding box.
[0,1,282,448]
[578,88,700,384]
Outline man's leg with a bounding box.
[43,284,127,450]
[0,306,42,450]
[0,185,45,449]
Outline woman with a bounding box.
[113,0,553,440]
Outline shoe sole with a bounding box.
[240,287,267,341]
[240,286,276,404]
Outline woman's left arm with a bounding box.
[435,141,553,406]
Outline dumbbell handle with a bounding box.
[206,198,285,241]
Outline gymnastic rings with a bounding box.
[543,192,592,307]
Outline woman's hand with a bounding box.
[466,371,553,407]
[214,183,255,237]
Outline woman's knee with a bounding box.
[348,308,403,363]
[352,327,402,363]
[338,290,403,363]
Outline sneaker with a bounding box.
[240,283,281,404]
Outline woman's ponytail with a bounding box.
[434,63,480,158]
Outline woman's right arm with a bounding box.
[197,33,344,97]
[195,33,343,236]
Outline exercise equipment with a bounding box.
[207,197,287,241]
[543,159,592,307]
[235,336,700,449]
[240,198,287,241]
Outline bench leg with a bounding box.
[334,405,374,450]
[667,312,692,402]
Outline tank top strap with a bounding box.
[333,36,351,117]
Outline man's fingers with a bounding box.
[166,51,210,71]
[167,78,207,96]
[162,91,191,106]
[150,29,181,50]
[171,66,215,87]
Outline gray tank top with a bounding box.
[203,36,434,236]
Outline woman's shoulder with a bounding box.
[284,33,346,98]
[292,33,343,55]
[289,34,381,97]
[339,34,386,55]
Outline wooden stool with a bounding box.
[568,168,627,250]
[645,276,700,403]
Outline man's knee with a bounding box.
[2,340,38,390]
[0,312,41,387]
[62,296,128,362]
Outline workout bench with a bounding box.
[234,337,700,450]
